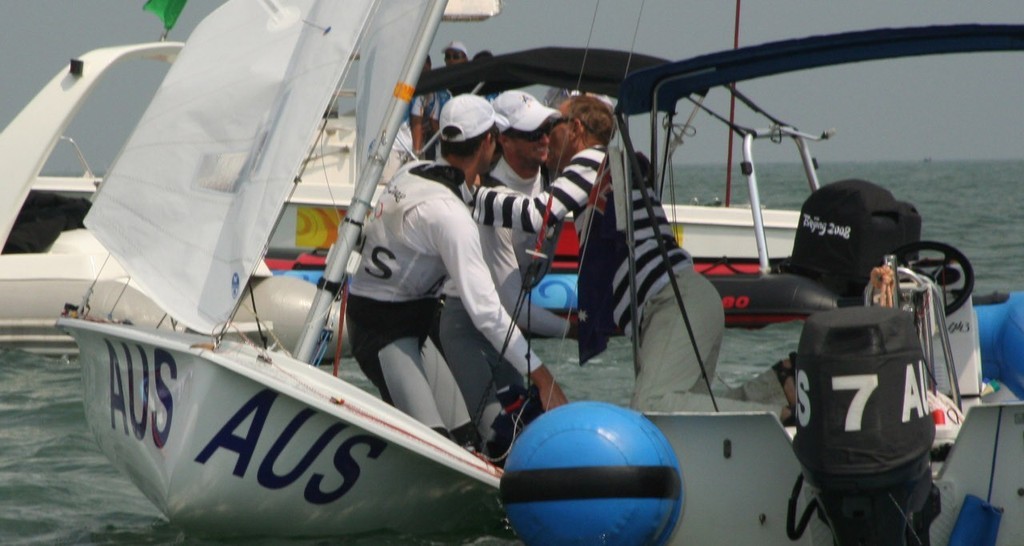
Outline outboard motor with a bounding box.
[793,306,938,545]
[787,179,921,297]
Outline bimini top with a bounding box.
[416,47,668,98]
[617,24,1024,116]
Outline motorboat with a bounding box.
[504,23,1024,545]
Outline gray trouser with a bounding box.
[632,267,782,413]
[378,336,471,432]
[438,296,526,442]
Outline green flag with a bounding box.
[143,0,188,32]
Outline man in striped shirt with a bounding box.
[467,95,789,414]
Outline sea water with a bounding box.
[1,160,1020,545]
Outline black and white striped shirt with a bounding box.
[471,146,693,337]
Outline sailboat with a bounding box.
[57,0,507,537]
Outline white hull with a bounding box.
[650,406,1024,545]
[0,230,346,357]
[0,230,129,355]
[60,317,502,537]
[668,203,798,261]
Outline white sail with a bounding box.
[86,0,378,334]
[356,0,435,171]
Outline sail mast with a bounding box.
[295,0,449,362]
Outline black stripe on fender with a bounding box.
[500,466,680,503]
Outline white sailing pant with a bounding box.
[378,337,472,432]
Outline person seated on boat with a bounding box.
[438,90,575,456]
[465,94,795,416]
[346,94,569,447]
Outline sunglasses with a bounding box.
[444,52,466,60]
[504,125,553,142]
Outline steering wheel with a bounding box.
[890,241,975,315]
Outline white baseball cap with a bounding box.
[492,90,561,133]
[439,94,509,142]
[444,40,469,57]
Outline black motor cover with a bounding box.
[788,179,921,297]
[793,306,934,482]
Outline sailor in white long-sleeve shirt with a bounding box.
[438,91,572,450]
[346,94,568,446]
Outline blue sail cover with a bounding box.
[617,24,1024,116]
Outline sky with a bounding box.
[2,0,1022,174]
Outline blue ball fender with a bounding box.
[500,401,682,546]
